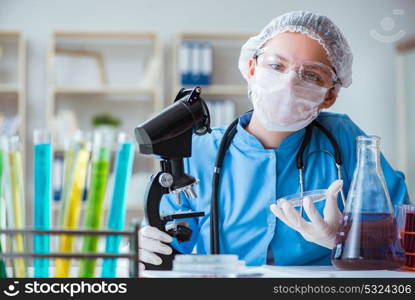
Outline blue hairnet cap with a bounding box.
[239,11,353,87]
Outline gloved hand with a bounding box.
[139,226,173,268]
[270,179,343,249]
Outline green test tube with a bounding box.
[0,244,6,278]
[79,131,112,277]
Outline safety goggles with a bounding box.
[254,48,339,88]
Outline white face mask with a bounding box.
[249,67,329,132]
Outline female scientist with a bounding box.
[138,11,409,267]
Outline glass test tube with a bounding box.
[102,133,134,278]
[0,148,7,278]
[0,138,13,277]
[58,137,75,228]
[55,132,91,278]
[6,136,27,277]
[79,130,112,277]
[33,129,52,278]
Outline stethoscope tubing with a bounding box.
[210,114,344,254]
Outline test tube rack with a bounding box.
[0,219,140,278]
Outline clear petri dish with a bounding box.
[174,254,239,264]
[276,189,328,207]
[172,254,245,277]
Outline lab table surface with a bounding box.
[141,265,415,278]
[6,265,414,278]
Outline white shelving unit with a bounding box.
[47,31,164,143]
[0,31,26,153]
[172,32,254,123]
[46,31,163,221]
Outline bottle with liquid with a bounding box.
[331,136,404,270]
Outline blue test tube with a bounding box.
[33,129,52,278]
[102,133,134,278]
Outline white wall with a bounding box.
[0,0,414,188]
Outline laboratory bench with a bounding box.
[5,264,415,278]
[141,265,415,278]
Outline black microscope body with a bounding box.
[135,87,211,270]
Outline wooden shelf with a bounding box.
[0,84,20,94]
[53,31,157,39]
[52,86,156,96]
[47,30,164,127]
[177,32,255,41]
[47,31,163,174]
[174,84,247,96]
[172,32,251,100]
[0,31,26,156]
[0,31,21,38]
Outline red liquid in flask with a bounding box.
[402,212,415,252]
[401,232,415,253]
[405,212,415,232]
[402,211,415,270]
[404,254,415,270]
[332,212,404,270]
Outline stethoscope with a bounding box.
[210,112,346,254]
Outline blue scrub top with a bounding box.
[150,111,410,266]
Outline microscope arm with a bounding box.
[143,171,204,270]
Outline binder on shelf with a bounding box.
[180,41,212,86]
[223,100,236,126]
[205,101,217,127]
[201,42,212,85]
[179,42,191,85]
[206,100,236,127]
[190,42,200,85]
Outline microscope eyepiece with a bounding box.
[135,87,210,158]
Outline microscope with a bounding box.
[135,87,211,270]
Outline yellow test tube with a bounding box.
[1,136,27,277]
[58,138,75,228]
[55,133,91,278]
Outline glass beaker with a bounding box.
[331,136,404,270]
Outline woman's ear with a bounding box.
[320,85,339,109]
[247,58,256,79]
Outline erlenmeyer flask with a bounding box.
[332,136,404,270]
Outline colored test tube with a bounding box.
[55,133,91,278]
[0,149,7,278]
[102,133,134,278]
[33,129,52,278]
[58,138,76,228]
[0,243,6,278]
[79,131,112,277]
[4,136,27,277]
[0,138,13,277]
